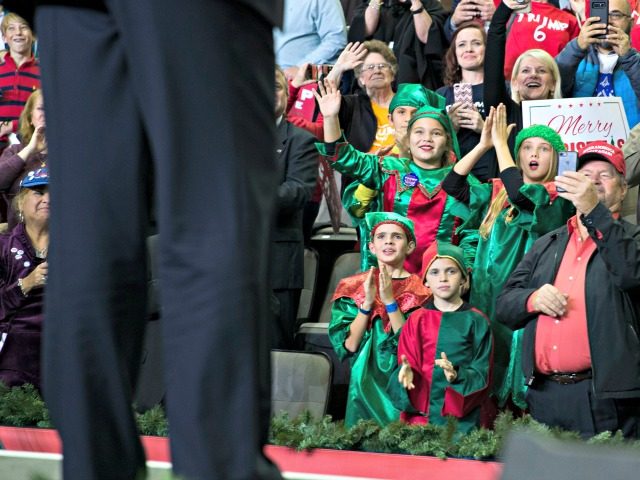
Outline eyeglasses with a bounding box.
[362,63,391,72]
[609,11,630,20]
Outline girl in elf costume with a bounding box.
[329,212,431,427]
[441,104,575,410]
[315,79,490,274]
[343,83,449,272]
[391,242,493,433]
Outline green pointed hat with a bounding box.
[389,83,446,114]
[420,241,468,281]
[408,106,461,160]
[365,212,416,244]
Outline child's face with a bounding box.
[408,117,449,169]
[424,257,466,303]
[518,137,555,183]
[369,223,415,267]
[389,105,418,143]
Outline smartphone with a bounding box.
[453,82,473,106]
[307,64,333,81]
[556,151,578,192]
[589,0,609,38]
[515,0,532,14]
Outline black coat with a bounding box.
[496,203,640,399]
[6,0,283,28]
[270,120,318,289]
[348,0,448,90]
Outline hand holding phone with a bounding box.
[453,82,473,106]
[556,151,578,192]
[588,0,609,38]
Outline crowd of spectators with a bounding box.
[0,0,639,445]
[280,0,640,439]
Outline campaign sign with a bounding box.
[522,97,630,150]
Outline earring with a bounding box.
[18,211,24,223]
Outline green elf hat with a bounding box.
[514,124,566,158]
[389,83,446,114]
[366,212,416,244]
[407,106,461,161]
[420,241,468,281]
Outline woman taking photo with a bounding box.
[437,21,496,181]
[0,167,49,390]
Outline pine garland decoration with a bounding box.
[3,383,640,459]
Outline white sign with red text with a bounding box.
[521,97,630,151]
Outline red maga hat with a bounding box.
[577,141,626,177]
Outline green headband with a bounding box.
[514,124,566,157]
[366,212,416,244]
[408,106,461,161]
[389,83,446,114]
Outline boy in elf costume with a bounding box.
[391,242,493,433]
[329,212,431,427]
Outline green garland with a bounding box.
[1,384,640,459]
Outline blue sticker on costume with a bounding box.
[402,173,419,187]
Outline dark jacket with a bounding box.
[270,120,317,289]
[8,0,283,28]
[496,203,640,399]
[339,90,377,154]
[348,0,447,90]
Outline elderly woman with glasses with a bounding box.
[0,168,49,391]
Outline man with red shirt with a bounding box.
[497,141,640,438]
[0,13,40,143]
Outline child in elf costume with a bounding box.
[329,212,431,427]
[441,104,575,410]
[315,79,491,274]
[391,242,493,433]
[343,83,451,272]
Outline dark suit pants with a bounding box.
[37,1,279,479]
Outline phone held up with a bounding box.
[453,82,473,106]
[306,64,333,82]
[556,151,578,192]
[589,0,609,38]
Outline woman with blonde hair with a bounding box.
[0,89,46,226]
[484,0,563,141]
[442,104,574,412]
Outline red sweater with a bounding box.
[504,2,579,79]
[0,54,41,136]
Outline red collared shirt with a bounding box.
[533,216,595,374]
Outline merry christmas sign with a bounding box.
[522,97,630,150]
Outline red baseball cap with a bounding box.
[578,141,626,177]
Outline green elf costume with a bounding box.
[318,104,480,275]
[329,212,431,427]
[444,125,575,409]
[388,242,493,433]
[343,84,455,272]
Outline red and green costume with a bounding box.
[329,271,431,427]
[388,302,493,433]
[317,138,480,274]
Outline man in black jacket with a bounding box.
[271,67,317,349]
[496,141,640,439]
